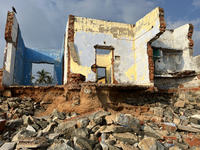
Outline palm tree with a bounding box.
[31,75,35,83]
[46,75,53,84]
[35,69,53,84]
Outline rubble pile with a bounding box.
[0,91,200,149]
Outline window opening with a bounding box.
[32,63,54,85]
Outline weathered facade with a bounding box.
[1,7,200,92]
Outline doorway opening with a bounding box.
[95,46,114,84]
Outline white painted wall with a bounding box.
[2,43,16,86]
[63,19,69,84]
[152,24,193,74]
[11,14,18,43]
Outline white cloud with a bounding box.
[192,0,200,9]
[0,0,157,68]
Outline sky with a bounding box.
[0,0,200,78]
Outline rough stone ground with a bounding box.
[1,86,200,149]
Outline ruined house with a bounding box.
[1,7,200,93]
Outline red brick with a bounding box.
[184,138,200,148]
[0,120,6,131]
[164,136,177,144]
[162,123,177,132]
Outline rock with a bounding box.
[2,101,9,111]
[42,122,56,134]
[128,117,141,129]
[50,109,65,120]
[113,132,137,145]
[48,133,60,141]
[48,142,74,150]
[174,100,185,108]
[142,124,163,139]
[93,143,103,150]
[178,125,200,132]
[55,121,76,139]
[31,123,40,131]
[71,127,89,139]
[0,142,16,150]
[36,120,48,129]
[169,146,182,150]
[172,140,188,149]
[108,144,121,150]
[6,119,22,129]
[189,114,200,125]
[8,101,19,108]
[26,125,36,132]
[77,117,90,128]
[95,125,132,135]
[16,137,49,149]
[138,137,164,150]
[120,142,138,150]
[74,137,96,150]
[173,118,181,125]
[154,107,163,117]
[88,113,102,126]
[105,115,115,124]
[12,130,37,142]
[115,113,129,125]
[22,115,34,125]
[2,90,11,97]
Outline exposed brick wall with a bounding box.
[188,24,194,56]
[159,7,166,33]
[67,15,75,82]
[147,8,166,82]
[147,43,154,82]
[4,12,14,43]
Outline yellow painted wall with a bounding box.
[68,7,162,84]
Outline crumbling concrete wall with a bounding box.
[152,24,194,75]
[2,11,64,86]
[64,7,166,85]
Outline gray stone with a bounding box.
[138,137,164,150]
[128,117,141,129]
[71,127,89,139]
[6,119,23,129]
[74,137,96,150]
[31,123,40,131]
[50,109,65,120]
[77,118,90,128]
[48,133,60,141]
[115,113,129,125]
[93,143,102,150]
[36,120,48,129]
[113,132,137,145]
[26,125,36,132]
[0,142,16,150]
[108,144,120,150]
[7,97,21,102]
[48,142,74,150]
[42,122,55,133]
[8,101,19,108]
[22,115,34,125]
[16,137,49,149]
[154,107,163,117]
[12,130,37,142]
[55,121,76,139]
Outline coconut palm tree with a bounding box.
[35,69,53,84]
